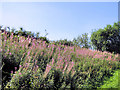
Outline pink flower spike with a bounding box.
[11,71,13,74]
[19,65,22,68]
[11,33,13,36]
[28,51,30,55]
[63,70,64,74]
[36,65,38,68]
[71,61,74,64]
[9,52,11,55]
[43,64,52,78]
[19,73,22,75]
[48,65,51,68]
[52,58,54,65]
[41,52,43,55]
[35,60,37,64]
[15,67,17,70]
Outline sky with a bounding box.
[0,2,118,41]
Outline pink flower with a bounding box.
[19,73,22,75]
[32,43,35,46]
[11,33,13,36]
[43,64,51,78]
[71,69,76,77]
[36,65,38,68]
[107,56,112,60]
[52,58,54,65]
[7,49,9,52]
[9,52,11,55]
[11,71,13,74]
[47,64,51,68]
[35,60,37,64]
[71,61,74,64]
[41,52,43,55]
[34,65,39,73]
[15,67,17,70]
[33,39,35,41]
[66,62,74,74]
[63,64,68,73]
[28,51,30,55]
[29,40,31,43]
[60,65,63,70]
[19,65,22,68]
[58,47,60,51]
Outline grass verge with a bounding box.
[97,69,120,89]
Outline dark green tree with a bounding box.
[90,22,120,54]
[18,27,23,36]
[11,28,15,33]
[54,39,74,46]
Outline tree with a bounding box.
[0,25,3,30]
[54,39,74,46]
[18,27,23,36]
[36,32,40,38]
[11,28,15,33]
[44,29,48,37]
[73,33,91,49]
[90,22,120,54]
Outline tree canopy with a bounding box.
[90,22,120,54]
[73,33,91,49]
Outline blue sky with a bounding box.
[0,2,118,41]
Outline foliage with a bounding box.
[73,33,91,49]
[54,39,74,46]
[1,27,120,89]
[90,22,120,54]
[0,26,49,43]
[97,69,119,88]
